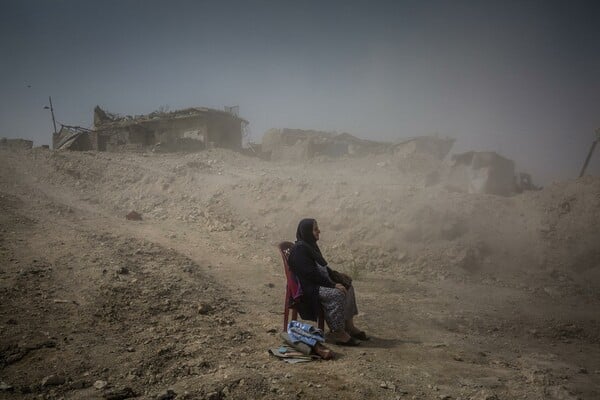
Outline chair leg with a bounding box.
[318,309,325,331]
[283,301,290,332]
[283,287,290,331]
[284,285,325,331]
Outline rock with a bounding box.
[116,266,129,275]
[472,377,500,389]
[126,211,142,221]
[156,388,177,400]
[94,380,108,390]
[469,390,498,400]
[197,303,212,315]
[70,379,91,389]
[19,385,33,394]
[103,386,137,400]
[206,392,220,400]
[41,374,65,387]
[182,265,195,273]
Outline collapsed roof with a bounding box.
[53,125,92,150]
[93,106,248,128]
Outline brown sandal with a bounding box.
[351,331,369,341]
[335,337,361,346]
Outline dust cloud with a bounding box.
[1,2,599,398]
[0,142,598,399]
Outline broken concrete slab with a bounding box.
[447,151,516,196]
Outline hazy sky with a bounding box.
[1,0,598,183]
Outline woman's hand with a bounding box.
[335,283,347,295]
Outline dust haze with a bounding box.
[1,1,600,400]
[1,1,599,182]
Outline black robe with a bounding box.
[288,218,335,321]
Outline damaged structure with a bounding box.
[53,106,247,153]
[447,151,517,196]
[0,138,33,150]
[52,125,93,151]
[262,128,394,160]
[393,136,455,160]
[261,129,455,161]
[261,128,536,197]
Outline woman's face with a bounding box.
[312,221,320,241]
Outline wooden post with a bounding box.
[579,128,600,178]
[48,96,57,134]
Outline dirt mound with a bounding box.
[5,148,599,288]
[1,147,599,399]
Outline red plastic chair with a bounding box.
[278,241,325,332]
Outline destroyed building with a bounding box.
[261,128,455,161]
[52,106,247,152]
[0,138,33,150]
[393,136,455,160]
[261,128,396,160]
[447,151,517,196]
[52,125,93,151]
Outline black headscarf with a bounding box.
[295,218,328,266]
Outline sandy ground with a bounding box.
[0,147,599,400]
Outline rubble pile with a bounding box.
[1,144,599,399]
[4,147,597,290]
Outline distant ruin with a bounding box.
[0,138,33,150]
[261,128,455,161]
[261,128,387,160]
[53,106,248,152]
[394,136,455,160]
[260,128,538,196]
[447,151,519,196]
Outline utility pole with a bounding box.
[579,128,600,178]
[44,96,58,134]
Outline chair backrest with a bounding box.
[278,241,302,300]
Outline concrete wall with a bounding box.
[394,136,455,160]
[94,112,242,152]
[0,138,33,150]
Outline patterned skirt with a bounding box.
[318,286,359,332]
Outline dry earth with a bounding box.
[0,147,599,400]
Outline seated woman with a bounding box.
[288,218,368,346]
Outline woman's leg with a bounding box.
[318,286,345,332]
[343,286,358,320]
[318,286,352,342]
[343,286,365,336]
